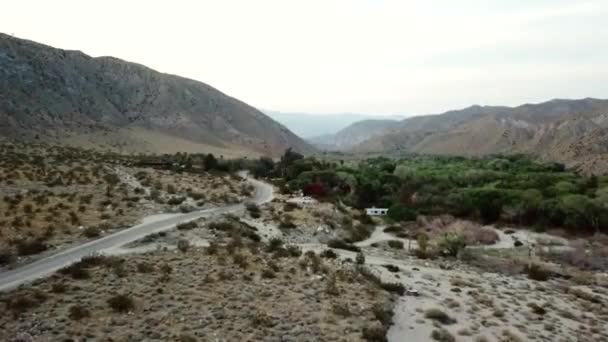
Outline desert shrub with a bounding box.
[279,215,296,229]
[380,282,405,295]
[320,249,338,259]
[167,196,186,205]
[387,240,404,249]
[415,232,433,259]
[356,252,366,265]
[15,238,48,256]
[425,308,456,325]
[362,323,387,342]
[107,294,134,313]
[328,238,361,252]
[82,226,101,238]
[137,262,155,273]
[206,241,219,255]
[0,250,14,265]
[68,304,91,320]
[372,303,393,327]
[525,264,551,281]
[265,238,284,253]
[232,253,248,268]
[348,224,373,242]
[179,334,197,342]
[332,302,351,317]
[177,239,190,253]
[51,282,68,293]
[6,291,46,314]
[283,202,299,212]
[246,203,261,218]
[59,263,90,279]
[431,328,456,342]
[285,244,302,257]
[261,268,276,279]
[467,227,499,245]
[383,264,399,272]
[252,310,275,327]
[326,274,340,295]
[209,220,234,231]
[176,221,198,230]
[438,233,467,257]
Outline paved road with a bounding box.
[0,174,273,292]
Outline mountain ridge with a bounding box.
[351,98,608,174]
[0,33,314,156]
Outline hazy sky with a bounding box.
[2,0,607,115]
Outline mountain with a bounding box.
[0,33,314,157]
[352,98,608,174]
[309,119,397,150]
[265,111,404,138]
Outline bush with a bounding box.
[0,250,14,265]
[356,252,366,265]
[59,263,90,279]
[176,221,198,230]
[177,239,190,253]
[320,249,338,259]
[51,282,68,293]
[425,308,456,325]
[328,239,361,252]
[136,262,155,273]
[326,275,340,295]
[209,221,235,231]
[431,328,456,342]
[380,282,405,295]
[265,238,284,253]
[388,204,417,222]
[107,294,134,313]
[285,245,302,257]
[438,233,466,257]
[387,240,404,249]
[82,226,101,238]
[246,203,261,218]
[167,196,186,206]
[362,323,387,342]
[6,292,45,314]
[525,264,551,281]
[68,305,91,320]
[261,268,276,279]
[15,238,48,256]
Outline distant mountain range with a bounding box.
[321,98,608,174]
[0,33,313,157]
[264,111,404,138]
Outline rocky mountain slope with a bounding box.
[309,119,397,150]
[0,33,314,156]
[352,99,608,174]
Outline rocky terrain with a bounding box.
[310,119,397,151]
[0,143,249,266]
[0,33,314,156]
[324,98,608,174]
[5,186,606,341]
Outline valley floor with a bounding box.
[2,181,608,341]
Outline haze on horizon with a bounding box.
[2,0,607,116]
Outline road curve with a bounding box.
[0,174,273,292]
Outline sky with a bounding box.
[2,0,608,115]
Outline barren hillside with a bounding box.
[0,33,314,156]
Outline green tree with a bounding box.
[203,153,218,171]
[387,203,417,222]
